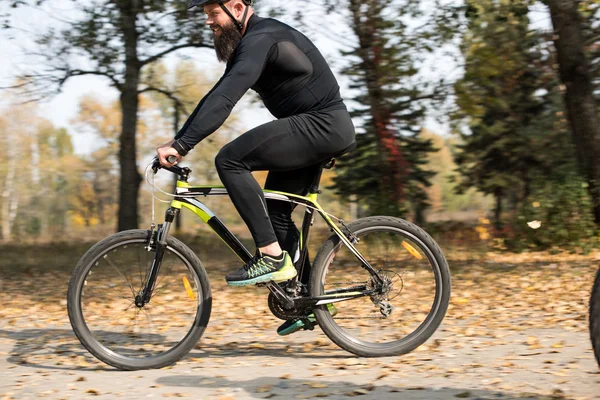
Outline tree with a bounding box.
[451,0,558,228]
[544,0,600,224]
[36,122,78,236]
[141,61,241,231]
[0,112,18,241]
[142,61,239,184]
[4,0,214,231]
[0,99,79,240]
[69,96,125,228]
[0,101,39,241]
[331,0,437,219]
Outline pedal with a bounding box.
[302,318,316,331]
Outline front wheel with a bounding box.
[310,216,451,357]
[590,267,600,368]
[67,229,212,370]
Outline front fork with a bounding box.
[135,207,180,308]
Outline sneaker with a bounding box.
[277,303,338,336]
[226,251,297,287]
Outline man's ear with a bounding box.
[233,0,245,18]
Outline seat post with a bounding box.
[309,166,325,194]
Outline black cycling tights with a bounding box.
[215,109,355,282]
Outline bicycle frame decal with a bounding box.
[170,184,378,277]
[171,198,214,222]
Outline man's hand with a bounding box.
[156,139,183,167]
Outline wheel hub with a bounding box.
[134,294,145,308]
[368,270,394,303]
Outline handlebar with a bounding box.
[151,156,192,182]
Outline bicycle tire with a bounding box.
[310,216,451,357]
[67,229,212,370]
[590,266,600,368]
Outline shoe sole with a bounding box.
[227,264,297,287]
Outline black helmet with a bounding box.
[188,0,251,10]
[188,0,253,32]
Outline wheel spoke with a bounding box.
[315,219,450,357]
[71,235,207,369]
[104,253,137,298]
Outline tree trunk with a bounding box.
[494,188,503,230]
[1,161,16,241]
[1,126,18,242]
[348,0,405,211]
[117,3,142,231]
[546,0,600,223]
[412,201,425,226]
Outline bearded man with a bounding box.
[156,0,355,335]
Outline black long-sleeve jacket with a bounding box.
[174,14,347,151]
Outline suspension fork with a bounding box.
[136,207,180,307]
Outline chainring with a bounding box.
[267,292,312,320]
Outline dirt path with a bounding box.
[1,318,599,399]
[1,251,600,399]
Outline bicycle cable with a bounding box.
[144,163,173,231]
[143,161,358,242]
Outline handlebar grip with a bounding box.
[167,155,177,164]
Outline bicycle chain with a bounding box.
[267,292,312,320]
[267,293,386,320]
[268,280,376,320]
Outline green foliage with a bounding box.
[508,171,597,252]
[332,0,437,219]
[452,0,565,226]
[334,134,409,216]
[0,103,81,240]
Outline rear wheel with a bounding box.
[310,216,450,357]
[590,267,600,368]
[67,229,212,370]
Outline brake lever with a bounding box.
[151,157,161,174]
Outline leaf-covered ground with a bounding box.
[1,244,599,399]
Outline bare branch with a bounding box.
[141,42,214,67]
[137,85,190,115]
[68,69,123,92]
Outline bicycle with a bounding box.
[67,154,451,370]
[590,267,600,368]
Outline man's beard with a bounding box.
[213,22,242,63]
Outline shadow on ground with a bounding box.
[0,328,351,371]
[156,374,551,400]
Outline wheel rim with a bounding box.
[76,239,203,362]
[318,225,445,350]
